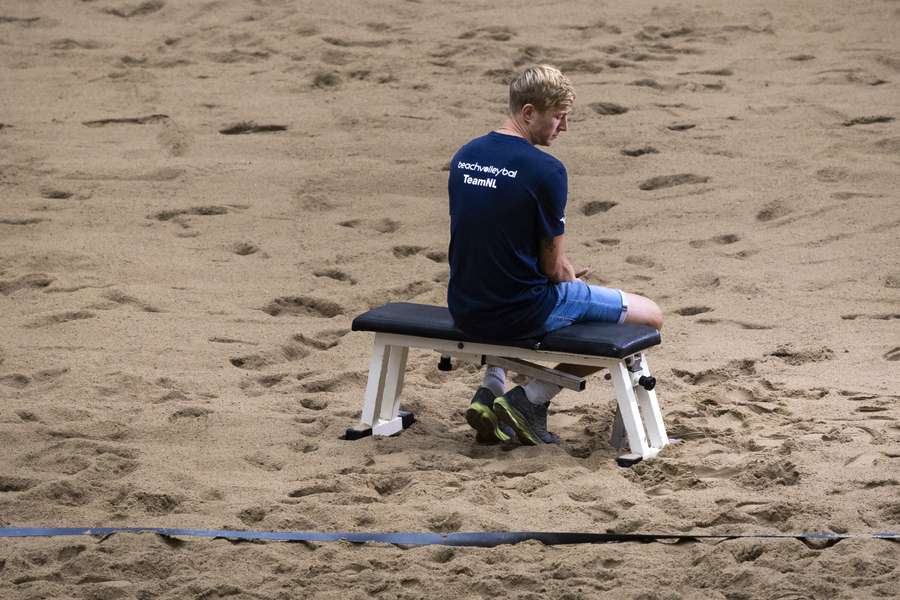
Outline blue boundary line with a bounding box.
[1,528,897,547]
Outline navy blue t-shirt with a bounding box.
[447,131,567,339]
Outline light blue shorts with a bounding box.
[522,281,627,338]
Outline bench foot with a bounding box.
[343,411,415,441]
[615,454,644,468]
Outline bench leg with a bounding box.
[634,355,668,449]
[609,354,670,464]
[360,335,391,428]
[609,361,652,461]
[374,345,408,436]
[347,335,412,439]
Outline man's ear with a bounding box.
[521,104,536,123]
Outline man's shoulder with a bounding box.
[523,147,566,181]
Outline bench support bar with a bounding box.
[483,356,587,392]
[349,332,668,463]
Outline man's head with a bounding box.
[508,65,575,146]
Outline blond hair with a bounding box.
[508,64,575,113]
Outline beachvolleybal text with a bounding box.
[457,161,517,189]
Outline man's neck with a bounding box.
[495,118,532,144]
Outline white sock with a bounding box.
[523,379,562,405]
[482,366,506,397]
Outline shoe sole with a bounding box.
[465,403,511,444]
[493,398,541,446]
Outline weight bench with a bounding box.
[347,302,670,465]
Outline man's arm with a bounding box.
[539,234,577,282]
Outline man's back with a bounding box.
[447,131,567,339]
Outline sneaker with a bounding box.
[466,387,513,444]
[493,386,561,445]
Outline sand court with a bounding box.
[2,0,899,597]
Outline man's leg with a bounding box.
[465,366,514,443]
[497,285,663,445]
[556,292,663,376]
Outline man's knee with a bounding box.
[624,293,663,330]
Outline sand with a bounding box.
[1,0,899,597]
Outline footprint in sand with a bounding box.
[0,374,30,388]
[767,345,834,365]
[372,218,401,233]
[312,72,341,88]
[21,440,139,477]
[82,114,169,127]
[674,306,713,316]
[300,371,364,394]
[583,238,620,248]
[697,318,774,330]
[883,348,900,362]
[0,16,41,26]
[293,328,349,350]
[207,48,271,64]
[0,273,54,295]
[842,115,894,127]
[667,122,696,131]
[103,1,165,18]
[244,451,285,472]
[231,338,311,371]
[0,475,40,493]
[50,38,103,51]
[425,250,447,263]
[689,234,741,248]
[630,78,661,89]
[621,146,658,157]
[841,313,900,321]
[299,397,328,410]
[639,173,709,190]
[65,166,183,182]
[590,102,629,116]
[39,186,75,199]
[25,311,96,328]
[625,255,656,268]
[238,505,271,525]
[366,280,435,307]
[0,217,46,225]
[672,359,756,386]
[581,200,617,216]
[393,245,425,258]
[98,289,162,313]
[150,205,229,223]
[736,459,800,489]
[219,122,287,135]
[122,491,182,516]
[169,407,211,421]
[295,193,335,212]
[313,268,356,284]
[262,296,343,318]
[230,242,259,256]
[756,200,791,222]
[458,26,516,42]
[24,480,94,507]
[338,217,400,234]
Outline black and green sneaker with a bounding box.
[493,386,561,446]
[466,387,513,444]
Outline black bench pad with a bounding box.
[352,303,660,359]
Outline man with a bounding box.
[447,64,663,446]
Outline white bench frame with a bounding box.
[351,332,669,464]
